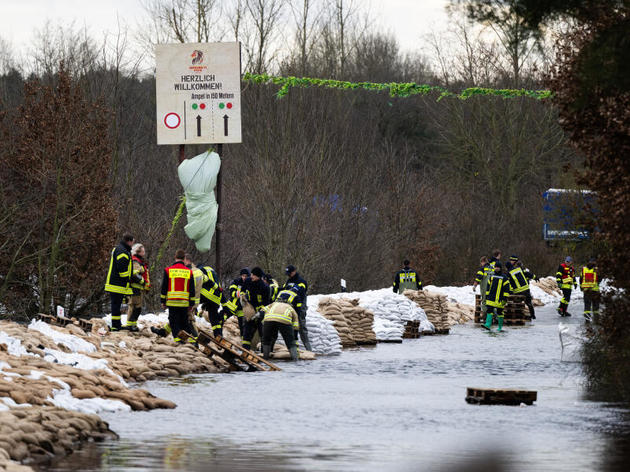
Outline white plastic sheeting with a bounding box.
[178,150,221,253]
[558,322,585,362]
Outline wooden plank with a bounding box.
[466,387,537,405]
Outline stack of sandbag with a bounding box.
[404,289,451,332]
[445,302,475,324]
[304,311,342,355]
[530,276,564,305]
[317,298,357,347]
[339,299,377,345]
[359,291,434,339]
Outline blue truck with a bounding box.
[542,188,597,241]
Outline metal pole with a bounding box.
[178,144,186,163]
[216,143,223,276]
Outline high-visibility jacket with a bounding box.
[486,274,511,308]
[556,263,575,289]
[104,242,133,295]
[276,288,301,310]
[224,276,247,315]
[130,255,150,292]
[263,302,300,329]
[269,279,280,302]
[284,273,308,309]
[508,267,530,294]
[393,268,422,293]
[160,261,197,307]
[580,266,599,292]
[200,266,222,306]
[475,264,493,284]
[191,266,204,304]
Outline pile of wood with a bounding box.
[0,406,116,467]
[474,294,530,325]
[403,320,420,339]
[317,298,377,347]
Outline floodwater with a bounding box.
[43,302,628,472]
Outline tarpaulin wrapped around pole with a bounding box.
[177,151,221,253]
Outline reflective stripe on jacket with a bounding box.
[508,267,529,294]
[486,274,511,308]
[263,302,300,329]
[160,261,197,307]
[200,266,222,305]
[580,267,599,291]
[556,263,575,289]
[104,242,133,295]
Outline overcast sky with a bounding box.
[0,0,451,56]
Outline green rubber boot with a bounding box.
[483,313,493,331]
[497,316,504,332]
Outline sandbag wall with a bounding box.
[360,292,433,341]
[403,289,474,333]
[317,298,376,347]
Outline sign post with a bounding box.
[156,42,242,275]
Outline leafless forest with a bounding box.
[0,0,580,317]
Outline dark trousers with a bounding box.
[559,288,572,314]
[522,289,535,319]
[242,318,263,349]
[168,306,189,343]
[262,321,296,349]
[204,302,223,336]
[110,293,124,330]
[297,307,312,351]
[583,291,600,320]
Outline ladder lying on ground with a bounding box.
[182,329,281,372]
[36,313,93,332]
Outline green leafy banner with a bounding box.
[242,73,552,100]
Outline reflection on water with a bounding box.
[41,303,629,472]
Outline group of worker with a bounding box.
[469,249,600,331]
[103,233,311,361]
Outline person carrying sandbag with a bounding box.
[241,267,270,350]
[261,291,300,361]
[283,264,312,351]
[223,268,250,336]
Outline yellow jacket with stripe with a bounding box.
[104,241,134,295]
[263,302,300,330]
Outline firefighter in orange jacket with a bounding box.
[160,249,198,343]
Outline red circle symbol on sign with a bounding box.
[164,112,181,129]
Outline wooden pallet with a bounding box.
[376,339,403,343]
[423,328,450,335]
[355,339,378,345]
[192,329,281,372]
[466,387,537,405]
[35,313,93,332]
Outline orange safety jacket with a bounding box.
[160,261,197,307]
[580,267,599,292]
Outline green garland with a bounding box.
[242,73,552,100]
[151,195,186,275]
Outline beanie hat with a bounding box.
[240,268,251,276]
[251,267,264,278]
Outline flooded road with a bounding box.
[44,302,627,471]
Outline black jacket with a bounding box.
[283,273,308,308]
[243,277,271,311]
[104,241,135,295]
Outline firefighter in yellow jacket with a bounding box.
[483,263,512,332]
[393,259,422,293]
[261,291,300,361]
[104,233,138,331]
[580,259,600,322]
[556,256,576,317]
[124,243,151,331]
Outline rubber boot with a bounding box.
[289,345,299,361]
[483,313,493,330]
[497,316,504,332]
[262,344,271,360]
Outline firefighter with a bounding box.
[556,256,576,317]
[124,243,151,331]
[580,258,600,322]
[241,267,270,350]
[505,255,518,272]
[198,263,224,336]
[224,268,250,336]
[284,264,312,351]
[489,249,501,269]
[261,291,300,361]
[393,259,422,294]
[160,249,197,343]
[473,256,493,319]
[184,254,204,341]
[104,233,138,331]
[483,263,512,332]
[507,259,538,320]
